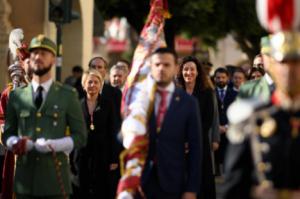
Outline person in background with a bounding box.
[177,56,216,199]
[64,65,83,87]
[238,37,275,103]
[73,69,117,199]
[116,59,131,74]
[109,64,128,91]
[64,65,84,99]
[232,68,247,92]
[202,61,213,77]
[214,67,237,174]
[88,57,122,119]
[248,67,265,80]
[202,61,221,171]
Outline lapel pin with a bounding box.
[175,96,180,101]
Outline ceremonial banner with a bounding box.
[256,0,300,32]
[117,0,169,198]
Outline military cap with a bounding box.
[270,31,300,62]
[260,36,271,55]
[29,34,57,56]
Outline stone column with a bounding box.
[0,0,12,91]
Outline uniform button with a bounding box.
[257,162,267,171]
[36,127,41,132]
[257,162,272,172]
[36,112,42,117]
[58,161,62,166]
[53,113,58,118]
[36,157,39,161]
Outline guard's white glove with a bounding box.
[46,137,74,154]
[34,138,51,153]
[35,137,74,154]
[6,136,34,155]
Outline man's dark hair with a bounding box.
[88,56,108,69]
[214,67,229,77]
[233,67,247,78]
[152,47,178,64]
[72,65,83,73]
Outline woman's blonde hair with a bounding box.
[81,69,104,88]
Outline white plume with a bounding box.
[9,28,24,60]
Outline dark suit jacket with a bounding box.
[102,83,122,120]
[192,88,216,199]
[101,83,123,161]
[142,88,202,194]
[216,87,238,125]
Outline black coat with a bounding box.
[192,87,216,199]
[75,95,116,198]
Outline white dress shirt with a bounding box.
[31,78,53,102]
[154,82,175,115]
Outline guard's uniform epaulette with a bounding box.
[53,81,77,93]
[227,98,276,144]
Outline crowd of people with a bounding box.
[1,20,300,199]
[0,30,267,199]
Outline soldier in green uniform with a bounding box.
[222,31,300,199]
[2,34,87,199]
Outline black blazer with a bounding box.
[216,87,238,125]
[142,88,203,194]
[74,95,117,196]
[193,88,215,134]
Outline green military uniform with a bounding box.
[3,82,87,197]
[2,35,87,198]
[237,36,273,102]
[238,77,272,102]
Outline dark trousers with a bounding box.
[140,167,181,199]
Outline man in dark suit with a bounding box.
[214,67,237,173]
[140,48,202,199]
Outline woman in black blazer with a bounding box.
[73,69,118,199]
[177,56,217,199]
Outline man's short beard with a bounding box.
[216,82,226,88]
[33,65,52,76]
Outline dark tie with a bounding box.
[35,86,44,109]
[156,89,168,132]
[219,89,225,101]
